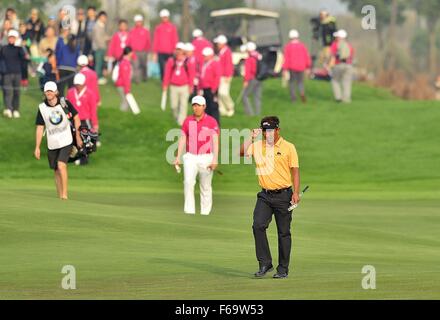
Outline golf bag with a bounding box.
[69,122,99,163]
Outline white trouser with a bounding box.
[183,152,214,215]
[170,85,189,125]
[218,76,234,115]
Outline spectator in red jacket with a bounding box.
[163,42,194,125]
[153,9,179,81]
[129,14,150,83]
[115,46,134,112]
[77,55,101,106]
[106,19,130,64]
[282,29,312,103]
[199,47,221,125]
[242,42,262,116]
[66,73,98,165]
[191,29,213,76]
[214,34,235,117]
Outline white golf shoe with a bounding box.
[3,109,12,118]
[13,111,20,118]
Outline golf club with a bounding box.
[288,185,309,211]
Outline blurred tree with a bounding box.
[157,0,245,40]
[76,0,102,10]
[0,0,56,22]
[340,0,408,70]
[413,0,440,78]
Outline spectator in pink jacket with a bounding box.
[107,19,130,63]
[199,47,221,125]
[214,34,235,117]
[129,14,150,83]
[67,73,98,165]
[77,55,101,106]
[115,46,134,112]
[191,29,213,76]
[282,29,312,103]
[184,42,198,95]
[153,9,179,81]
[242,42,262,116]
[163,42,194,125]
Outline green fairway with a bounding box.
[0,77,439,299]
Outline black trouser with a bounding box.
[158,53,173,82]
[2,73,21,111]
[252,188,293,274]
[203,88,220,125]
[57,69,76,97]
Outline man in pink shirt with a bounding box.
[191,29,213,77]
[214,34,235,117]
[328,29,355,103]
[129,14,151,83]
[66,73,98,165]
[77,55,101,106]
[163,42,194,125]
[153,9,179,81]
[199,47,221,125]
[174,95,219,215]
[106,19,130,62]
[282,29,312,103]
[242,42,262,116]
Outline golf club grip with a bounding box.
[302,185,309,194]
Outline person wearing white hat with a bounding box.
[191,28,213,80]
[153,9,179,81]
[130,14,151,83]
[242,42,262,116]
[77,55,101,106]
[282,29,312,103]
[214,34,235,117]
[35,81,82,200]
[163,42,195,125]
[199,46,221,124]
[328,29,354,103]
[2,29,26,119]
[66,73,99,165]
[174,95,219,215]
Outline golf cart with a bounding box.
[209,8,284,77]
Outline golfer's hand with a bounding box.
[76,134,83,148]
[243,82,249,88]
[291,192,300,205]
[174,157,180,166]
[34,147,40,160]
[207,162,218,171]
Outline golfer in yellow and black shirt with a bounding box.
[240,116,300,279]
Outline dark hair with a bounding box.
[87,6,96,11]
[119,19,128,25]
[46,48,54,58]
[260,116,280,129]
[97,11,107,19]
[67,34,77,52]
[123,46,132,56]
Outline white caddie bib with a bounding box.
[38,102,73,150]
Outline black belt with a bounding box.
[262,187,292,194]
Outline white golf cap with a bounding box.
[191,95,206,106]
[192,29,203,38]
[184,42,194,51]
[134,14,143,22]
[7,29,19,38]
[333,29,348,39]
[73,73,86,85]
[159,9,170,18]
[214,34,227,44]
[44,81,57,92]
[175,42,186,50]
[289,29,299,39]
[202,47,214,56]
[246,41,257,52]
[77,55,89,66]
[240,44,247,53]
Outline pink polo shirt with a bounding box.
[182,113,219,155]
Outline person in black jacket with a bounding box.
[1,30,27,119]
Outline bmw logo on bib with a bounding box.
[49,110,63,125]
